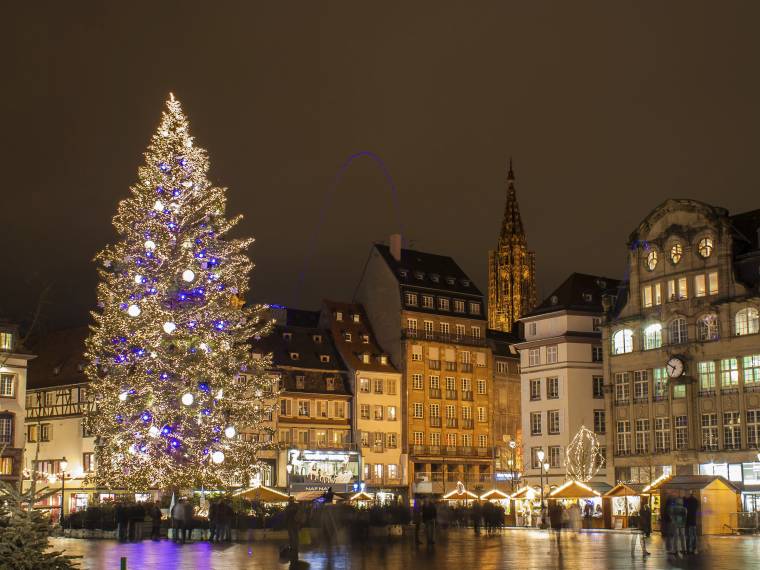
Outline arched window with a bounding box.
[697,314,720,341]
[698,237,714,258]
[612,329,634,355]
[669,318,688,345]
[670,242,683,264]
[646,250,658,271]
[643,323,662,350]
[736,308,760,336]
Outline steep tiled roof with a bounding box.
[27,326,89,389]
[527,273,621,317]
[731,208,760,255]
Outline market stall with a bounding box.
[659,475,740,535]
[480,489,511,510]
[604,483,646,529]
[235,485,290,505]
[442,487,479,506]
[347,491,375,508]
[548,480,602,527]
[641,472,671,531]
[511,486,542,527]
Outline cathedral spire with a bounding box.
[500,159,525,242]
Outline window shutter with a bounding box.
[445,348,455,362]
[476,352,486,366]
[428,346,440,360]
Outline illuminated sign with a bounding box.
[287,449,360,493]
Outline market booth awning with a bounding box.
[442,488,479,501]
[480,489,511,501]
[348,491,374,502]
[235,486,290,503]
[549,480,601,499]
[642,472,672,494]
[604,483,647,498]
[510,486,539,499]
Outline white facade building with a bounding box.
[516,274,619,488]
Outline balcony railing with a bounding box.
[633,396,649,404]
[446,418,458,428]
[615,399,630,406]
[744,385,760,392]
[721,387,740,395]
[429,388,442,399]
[461,391,473,401]
[462,419,474,429]
[445,390,458,400]
[410,444,494,458]
[445,362,457,371]
[430,417,442,428]
[402,329,487,347]
[460,363,473,373]
[698,389,716,397]
[428,360,441,370]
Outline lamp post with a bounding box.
[59,457,69,527]
[286,464,293,496]
[509,440,517,491]
[536,449,545,508]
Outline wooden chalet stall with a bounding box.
[604,483,646,529]
[548,480,602,527]
[659,476,740,535]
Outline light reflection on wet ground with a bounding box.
[52,528,760,570]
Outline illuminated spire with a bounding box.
[500,159,526,243]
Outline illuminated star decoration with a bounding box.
[565,424,604,483]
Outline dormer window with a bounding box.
[380,355,388,365]
[326,377,335,391]
[461,279,470,287]
[282,332,292,341]
[583,293,593,302]
[290,352,299,361]
[430,274,440,283]
[313,334,322,344]
[422,295,434,309]
[352,314,360,323]
[453,299,465,313]
[361,353,370,364]
[698,236,714,258]
[320,355,330,363]
[0,332,14,351]
[398,269,409,278]
[414,271,424,280]
[344,332,352,342]
[405,292,418,306]
[438,298,450,311]
[446,276,456,285]
[296,375,305,389]
[361,334,369,344]
[335,311,343,321]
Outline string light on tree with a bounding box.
[565,424,604,483]
[84,94,278,491]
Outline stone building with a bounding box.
[319,301,405,498]
[604,199,760,505]
[356,237,494,495]
[516,273,619,488]
[488,161,537,333]
[0,321,33,488]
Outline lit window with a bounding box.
[735,308,759,336]
[528,349,540,366]
[642,286,653,308]
[697,314,719,341]
[546,345,558,363]
[646,250,658,271]
[438,298,450,311]
[721,358,739,387]
[453,300,465,313]
[698,237,714,258]
[411,374,423,390]
[530,379,541,400]
[0,333,13,351]
[698,361,715,391]
[0,374,15,397]
[422,296,434,309]
[744,355,760,385]
[643,323,662,350]
[469,302,481,315]
[695,274,706,297]
[670,242,683,264]
[352,314,360,323]
[611,329,634,354]
[405,292,418,306]
[669,318,688,345]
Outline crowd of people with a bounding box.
[114,500,162,542]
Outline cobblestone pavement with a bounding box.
[52,528,760,570]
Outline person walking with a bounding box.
[284,497,302,566]
[412,496,423,544]
[684,491,699,554]
[422,499,437,545]
[567,502,581,538]
[668,497,688,556]
[208,499,219,543]
[182,498,195,542]
[115,501,128,542]
[471,501,482,535]
[149,502,163,540]
[631,501,652,557]
[548,502,564,552]
[661,496,675,554]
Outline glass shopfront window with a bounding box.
[699,462,743,482]
[743,462,760,485]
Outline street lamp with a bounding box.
[508,440,517,491]
[59,457,69,527]
[286,464,293,496]
[536,449,545,508]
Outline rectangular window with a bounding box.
[429,404,440,418]
[373,463,384,480]
[359,378,371,393]
[411,344,422,361]
[407,319,418,335]
[653,368,668,399]
[673,384,686,399]
[439,322,450,334]
[462,433,472,447]
[642,285,653,308]
[496,361,507,374]
[592,346,603,362]
[27,424,37,443]
[529,349,540,367]
[634,370,649,401]
[477,407,487,422]
[0,333,13,351]
[548,410,560,434]
[0,415,13,444]
[445,404,456,419]
[335,402,345,418]
[430,432,441,447]
[0,457,13,476]
[429,375,440,389]
[549,446,561,469]
[592,317,602,332]
[547,377,559,399]
[387,406,397,421]
[476,379,487,395]
[298,400,310,417]
[471,326,482,339]
[279,399,292,416]
[455,324,466,339]
[593,376,604,399]
[469,302,481,315]
[635,418,650,454]
[478,434,488,448]
[616,420,631,454]
[387,379,397,395]
[453,299,465,313]
[445,376,456,391]
[438,297,450,311]
[723,411,741,449]
[748,410,760,447]
[744,355,760,385]
[462,406,472,420]
[695,274,707,298]
[374,405,384,420]
[446,432,457,447]
[530,412,542,435]
[708,272,718,295]
[360,404,370,419]
[423,321,434,339]
[0,374,15,397]
[530,379,541,401]
[615,373,630,403]
[594,410,606,434]
[83,452,94,472]
[528,322,537,336]
[546,345,558,364]
[326,377,335,391]
[387,433,398,448]
[422,295,434,309]
[674,416,688,450]
[461,377,472,393]
[374,379,384,394]
[721,358,739,387]
[405,292,418,306]
[531,447,542,469]
[655,417,671,452]
[698,361,716,391]
[701,413,718,450]
[413,403,424,418]
[412,374,423,390]
[413,431,424,446]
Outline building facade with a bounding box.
[320,301,405,497]
[517,274,619,488]
[604,200,760,505]
[254,308,356,494]
[356,238,495,495]
[0,321,33,487]
[488,162,537,333]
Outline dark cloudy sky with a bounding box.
[4,1,759,333]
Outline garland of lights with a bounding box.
[84,94,277,491]
[565,425,604,483]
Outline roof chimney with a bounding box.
[390,234,402,262]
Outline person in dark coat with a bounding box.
[412,497,423,544]
[422,499,437,545]
[548,502,564,551]
[661,496,675,554]
[631,501,652,557]
[684,491,700,554]
[149,502,163,540]
[115,501,128,542]
[284,497,301,565]
[471,502,482,535]
[208,500,219,543]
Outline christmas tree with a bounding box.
[84,95,276,491]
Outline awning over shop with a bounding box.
[510,486,539,500]
[548,480,601,499]
[234,486,290,503]
[480,489,510,500]
[442,489,479,501]
[348,491,374,502]
[641,473,673,494]
[604,483,647,498]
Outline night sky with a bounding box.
[4,2,759,334]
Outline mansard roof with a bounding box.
[527,273,621,317]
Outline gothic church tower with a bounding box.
[488,160,537,332]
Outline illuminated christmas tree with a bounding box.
[84,95,276,491]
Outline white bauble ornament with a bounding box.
[127,304,141,317]
[148,426,160,437]
[211,451,225,464]
[182,270,195,282]
[134,275,144,284]
[224,426,236,439]
[144,240,156,250]
[163,322,176,334]
[181,393,194,406]
[118,391,128,402]
[153,200,164,212]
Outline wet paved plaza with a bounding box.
[52,528,760,570]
